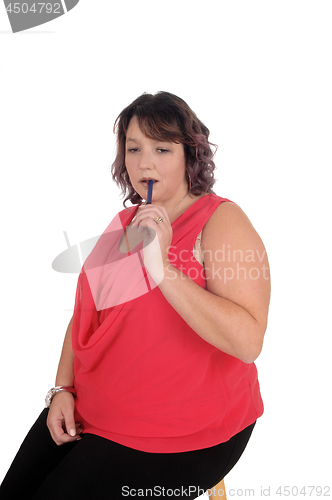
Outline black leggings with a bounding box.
[0,409,256,499]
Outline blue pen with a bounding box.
[147,180,153,204]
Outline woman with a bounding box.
[0,92,270,499]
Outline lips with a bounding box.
[140,178,158,186]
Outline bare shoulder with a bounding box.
[202,201,261,247]
[201,200,270,330]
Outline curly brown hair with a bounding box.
[111,91,217,207]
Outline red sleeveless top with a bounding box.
[72,194,264,453]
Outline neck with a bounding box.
[172,190,189,209]
[144,188,189,216]
[169,192,208,223]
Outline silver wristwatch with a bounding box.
[45,386,76,408]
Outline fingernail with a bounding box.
[69,429,76,437]
[76,437,82,441]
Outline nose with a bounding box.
[137,150,154,171]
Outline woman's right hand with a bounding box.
[46,391,82,446]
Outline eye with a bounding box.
[157,148,170,154]
[127,148,139,153]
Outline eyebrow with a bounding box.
[126,137,172,144]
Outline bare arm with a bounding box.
[46,315,82,445]
[54,315,75,387]
[158,202,271,364]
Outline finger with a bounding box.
[134,204,169,222]
[139,203,168,213]
[47,412,80,446]
[141,205,169,220]
[47,417,72,445]
[50,423,80,446]
[134,213,167,229]
[63,409,78,437]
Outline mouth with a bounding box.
[140,178,158,187]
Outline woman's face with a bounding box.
[125,116,188,208]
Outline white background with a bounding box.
[0,1,331,498]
